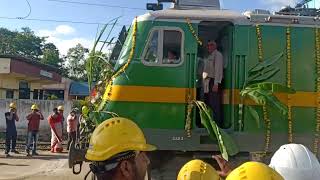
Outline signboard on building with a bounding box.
[40,70,53,78]
[0,58,11,74]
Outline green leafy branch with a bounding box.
[240,52,295,127]
[195,101,239,161]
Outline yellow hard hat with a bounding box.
[57,105,64,111]
[226,162,284,180]
[9,102,16,109]
[31,104,39,110]
[82,106,89,115]
[177,159,220,180]
[86,117,156,161]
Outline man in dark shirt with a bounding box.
[5,102,20,157]
[26,104,44,156]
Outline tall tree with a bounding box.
[0,27,44,59]
[66,43,89,80]
[41,43,63,68]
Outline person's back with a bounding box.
[5,111,18,131]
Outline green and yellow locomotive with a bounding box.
[70,0,320,178]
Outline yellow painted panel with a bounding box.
[1,77,18,89]
[30,83,41,90]
[108,85,319,107]
[109,85,195,103]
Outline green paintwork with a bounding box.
[104,16,320,152]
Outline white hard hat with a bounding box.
[269,144,320,180]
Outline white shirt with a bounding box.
[202,50,224,85]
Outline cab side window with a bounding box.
[144,30,159,63]
[143,28,183,66]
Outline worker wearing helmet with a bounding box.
[177,159,221,180]
[78,106,92,148]
[269,143,320,180]
[4,102,20,157]
[66,108,78,151]
[226,161,284,180]
[48,107,64,153]
[86,117,156,180]
[57,105,65,126]
[25,104,44,156]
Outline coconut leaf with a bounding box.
[246,106,261,128]
[195,101,239,161]
[242,88,288,115]
[257,82,295,93]
[247,67,280,84]
[249,52,284,73]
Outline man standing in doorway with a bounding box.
[4,102,20,157]
[203,40,223,126]
[26,104,44,156]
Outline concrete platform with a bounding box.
[0,150,90,180]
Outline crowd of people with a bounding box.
[4,103,320,179]
[4,102,82,157]
[86,117,320,180]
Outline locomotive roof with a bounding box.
[138,9,247,24]
[137,8,320,26]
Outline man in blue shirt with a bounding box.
[5,102,20,157]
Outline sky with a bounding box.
[0,0,318,55]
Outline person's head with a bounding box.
[31,104,39,113]
[57,105,64,114]
[70,109,77,116]
[177,159,220,180]
[207,40,217,54]
[226,161,284,180]
[86,117,156,180]
[53,108,58,114]
[9,102,16,112]
[168,50,177,60]
[269,144,320,180]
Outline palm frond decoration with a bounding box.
[195,101,239,161]
[240,52,295,127]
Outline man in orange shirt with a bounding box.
[26,104,44,156]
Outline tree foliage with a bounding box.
[65,43,89,81]
[0,27,44,58]
[0,27,66,71]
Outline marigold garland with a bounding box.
[286,26,293,143]
[256,24,271,156]
[184,18,201,137]
[102,17,138,102]
[314,28,320,155]
[186,18,203,46]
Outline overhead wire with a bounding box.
[47,0,146,10]
[0,16,130,26]
[17,0,32,19]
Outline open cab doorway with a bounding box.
[195,21,234,130]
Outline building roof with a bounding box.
[69,82,89,96]
[0,55,61,73]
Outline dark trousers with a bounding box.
[204,78,223,127]
[67,131,77,150]
[5,130,17,153]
